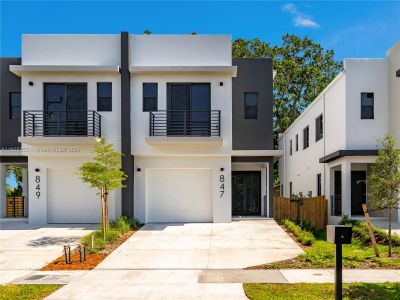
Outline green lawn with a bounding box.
[254,221,400,269]
[244,283,400,300]
[0,285,61,300]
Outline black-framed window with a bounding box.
[143,83,158,112]
[289,139,293,155]
[9,92,21,119]
[295,134,299,151]
[289,182,293,196]
[317,173,322,196]
[315,114,323,142]
[244,92,258,119]
[97,83,112,111]
[303,126,309,149]
[361,92,374,119]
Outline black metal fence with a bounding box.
[24,110,101,137]
[149,110,221,137]
[331,195,342,216]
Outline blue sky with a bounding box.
[1,1,399,61]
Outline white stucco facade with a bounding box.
[6,33,275,225]
[279,41,400,224]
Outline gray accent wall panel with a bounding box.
[232,58,273,150]
[120,32,134,218]
[0,58,21,148]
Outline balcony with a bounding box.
[147,110,222,145]
[23,110,101,137]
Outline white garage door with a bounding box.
[147,169,212,223]
[48,169,101,223]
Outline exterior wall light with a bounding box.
[29,81,34,86]
[35,168,40,172]
[220,168,224,171]
[137,168,141,172]
[219,82,223,86]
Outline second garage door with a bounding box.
[147,169,212,223]
[47,169,101,223]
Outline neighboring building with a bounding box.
[0,33,280,224]
[279,40,400,224]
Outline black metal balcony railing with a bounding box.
[149,110,221,137]
[23,110,101,137]
[331,195,342,216]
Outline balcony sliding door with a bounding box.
[167,83,211,136]
[44,83,87,136]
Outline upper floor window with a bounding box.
[317,173,322,196]
[315,114,323,142]
[9,92,21,119]
[97,83,112,111]
[295,134,299,151]
[143,83,158,112]
[244,92,258,119]
[289,139,293,155]
[361,92,374,119]
[303,126,309,149]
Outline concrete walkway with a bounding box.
[0,221,95,284]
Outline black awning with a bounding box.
[319,150,379,163]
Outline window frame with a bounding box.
[244,92,258,119]
[317,173,322,196]
[361,92,374,119]
[9,92,21,119]
[295,134,299,151]
[315,114,323,142]
[97,82,112,112]
[289,182,293,197]
[143,82,158,112]
[289,139,293,156]
[303,126,309,149]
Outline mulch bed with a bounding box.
[40,230,138,271]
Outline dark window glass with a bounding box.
[143,83,158,112]
[289,182,293,196]
[316,114,323,142]
[97,83,112,111]
[244,92,258,119]
[317,173,322,196]
[290,139,293,155]
[361,92,374,119]
[303,126,309,149]
[296,134,299,151]
[9,92,21,119]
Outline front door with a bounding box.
[44,83,87,136]
[351,171,366,215]
[232,171,261,216]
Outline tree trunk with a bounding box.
[388,206,392,257]
[100,187,106,242]
[104,189,109,232]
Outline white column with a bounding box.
[22,168,28,217]
[341,160,352,218]
[0,164,7,218]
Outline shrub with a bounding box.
[340,217,400,247]
[282,219,315,246]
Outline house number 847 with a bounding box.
[220,175,225,198]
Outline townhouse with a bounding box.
[0,33,281,225]
[279,41,400,224]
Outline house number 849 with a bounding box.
[219,175,225,198]
[35,175,41,198]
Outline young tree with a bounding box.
[6,166,23,197]
[78,137,127,241]
[367,134,400,257]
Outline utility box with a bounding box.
[327,225,352,244]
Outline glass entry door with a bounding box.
[232,171,261,216]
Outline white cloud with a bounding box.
[282,3,320,29]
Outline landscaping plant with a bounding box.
[78,137,127,241]
[366,134,400,256]
[282,219,315,246]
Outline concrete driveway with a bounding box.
[0,221,94,283]
[47,220,302,299]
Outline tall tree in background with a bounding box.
[232,34,343,139]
